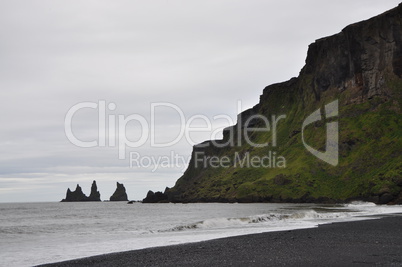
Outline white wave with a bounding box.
[162,210,354,232]
[345,201,377,207]
[344,202,402,216]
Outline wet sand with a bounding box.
[39,215,402,266]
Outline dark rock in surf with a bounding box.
[87,180,101,201]
[142,190,168,203]
[61,180,101,202]
[61,184,88,202]
[109,182,129,201]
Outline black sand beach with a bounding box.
[39,215,402,267]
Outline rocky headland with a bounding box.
[143,4,402,204]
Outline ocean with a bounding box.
[0,201,401,266]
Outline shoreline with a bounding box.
[38,214,402,266]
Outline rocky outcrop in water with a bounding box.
[142,190,168,203]
[109,182,129,201]
[87,180,101,201]
[61,180,101,202]
[61,184,88,202]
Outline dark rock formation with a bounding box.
[109,182,128,201]
[61,180,101,202]
[143,4,402,204]
[87,180,101,201]
[142,190,168,203]
[61,184,88,202]
[301,5,402,103]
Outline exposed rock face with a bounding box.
[61,180,101,202]
[109,182,128,201]
[87,180,101,201]
[301,6,402,103]
[142,190,168,203]
[61,184,89,202]
[145,4,402,204]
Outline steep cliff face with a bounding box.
[109,182,128,201]
[302,5,402,103]
[61,180,101,202]
[145,4,402,204]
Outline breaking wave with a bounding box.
[162,209,353,232]
[345,201,377,207]
[160,202,402,233]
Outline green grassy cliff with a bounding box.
[145,4,402,204]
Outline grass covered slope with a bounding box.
[147,4,402,204]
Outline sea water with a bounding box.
[0,201,401,266]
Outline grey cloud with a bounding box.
[0,0,400,202]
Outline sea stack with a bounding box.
[61,180,101,202]
[109,182,129,201]
[61,184,88,202]
[87,180,101,201]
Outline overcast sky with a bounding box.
[0,0,400,202]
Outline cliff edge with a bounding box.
[144,4,402,204]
